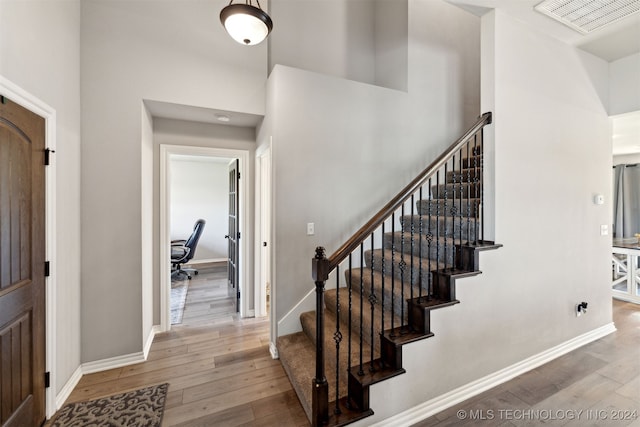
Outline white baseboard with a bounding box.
[54,325,162,411]
[277,287,315,336]
[143,325,161,359]
[81,351,146,375]
[55,366,82,410]
[269,341,279,359]
[370,322,617,427]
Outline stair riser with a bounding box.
[462,155,482,169]
[365,249,434,289]
[416,198,480,217]
[445,168,481,184]
[431,183,480,199]
[346,269,423,323]
[399,215,479,241]
[382,233,456,265]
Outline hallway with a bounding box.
[66,265,307,426]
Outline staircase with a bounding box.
[277,113,501,426]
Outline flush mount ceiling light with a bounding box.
[220,0,273,45]
[535,0,640,34]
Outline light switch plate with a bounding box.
[600,224,608,236]
[307,223,315,236]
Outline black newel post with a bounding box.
[312,246,329,426]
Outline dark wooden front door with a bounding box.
[0,96,46,427]
[227,159,240,313]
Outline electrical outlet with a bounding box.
[307,223,315,236]
[575,302,588,317]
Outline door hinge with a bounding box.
[44,261,50,277]
[44,372,50,388]
[238,171,241,179]
[44,148,56,166]
[237,232,241,239]
[237,291,240,299]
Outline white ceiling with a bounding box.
[144,99,264,128]
[447,0,640,62]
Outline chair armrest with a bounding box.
[171,246,191,262]
[171,239,187,246]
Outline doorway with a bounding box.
[160,145,250,331]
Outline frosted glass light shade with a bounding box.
[220,3,273,46]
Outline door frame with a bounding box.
[0,76,57,418]
[255,143,271,319]
[159,144,250,330]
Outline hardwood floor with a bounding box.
[412,300,640,427]
[59,269,638,427]
[64,265,308,426]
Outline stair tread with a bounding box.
[325,287,404,352]
[348,267,430,316]
[300,310,374,376]
[277,332,322,421]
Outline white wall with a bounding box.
[170,158,229,261]
[265,0,481,324]
[0,0,82,399]
[613,153,640,165]
[269,0,409,91]
[610,53,640,115]
[80,0,265,362]
[269,0,376,86]
[353,9,614,424]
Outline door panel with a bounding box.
[0,96,46,427]
[227,159,240,313]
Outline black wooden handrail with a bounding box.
[314,112,492,281]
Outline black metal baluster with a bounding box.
[369,233,376,371]
[358,243,364,376]
[334,266,341,415]
[473,134,480,245]
[429,177,434,300]
[390,212,396,338]
[458,149,463,246]
[466,141,472,244]
[347,254,353,408]
[410,195,415,307]
[443,163,448,269]
[400,202,406,332]
[418,187,424,302]
[479,130,485,243]
[436,171,440,275]
[381,222,386,337]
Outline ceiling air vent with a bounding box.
[535,0,640,34]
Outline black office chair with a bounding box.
[171,219,206,280]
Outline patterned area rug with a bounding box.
[51,383,169,427]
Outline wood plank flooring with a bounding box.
[412,299,640,427]
[63,265,308,426]
[57,265,639,426]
